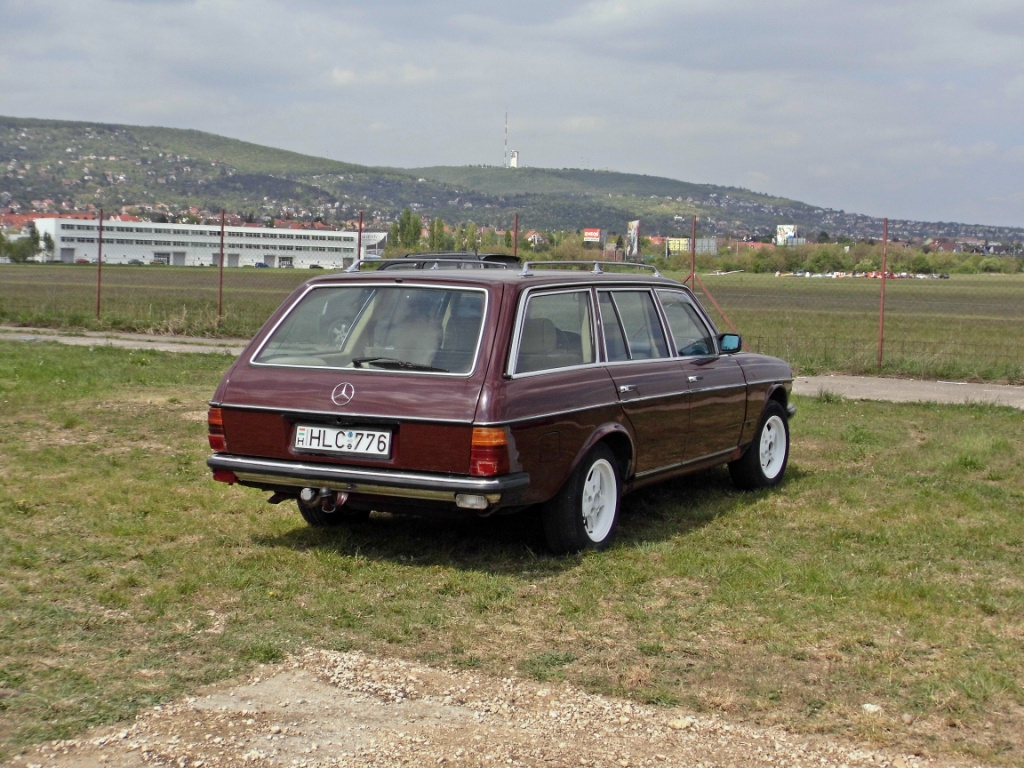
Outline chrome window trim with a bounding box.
[654,287,720,358]
[596,285,674,363]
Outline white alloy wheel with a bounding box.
[581,457,618,542]
[759,413,787,480]
[542,444,622,553]
[728,400,790,490]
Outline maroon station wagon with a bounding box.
[207,259,795,553]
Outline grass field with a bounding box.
[0,263,307,338]
[686,271,1024,382]
[1,264,1022,381]
[1,341,1022,764]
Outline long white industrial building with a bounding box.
[31,218,388,268]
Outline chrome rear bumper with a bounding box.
[208,453,530,506]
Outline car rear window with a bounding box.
[253,284,486,374]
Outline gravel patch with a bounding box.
[5,649,982,768]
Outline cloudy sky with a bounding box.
[2,0,1023,227]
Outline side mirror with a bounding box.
[719,333,742,353]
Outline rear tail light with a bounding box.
[207,407,227,451]
[470,427,510,477]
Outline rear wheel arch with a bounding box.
[597,428,633,481]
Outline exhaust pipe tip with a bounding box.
[318,486,336,513]
[301,487,348,514]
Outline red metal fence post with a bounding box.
[96,209,103,319]
[690,215,697,290]
[217,209,226,323]
[513,213,519,258]
[877,218,888,369]
[357,210,364,264]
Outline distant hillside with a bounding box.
[2,116,1022,242]
[403,165,817,236]
[402,166,1024,243]
[0,116,448,225]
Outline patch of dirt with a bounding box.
[5,649,979,768]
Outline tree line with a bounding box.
[0,223,53,263]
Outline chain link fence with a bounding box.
[691,271,1023,382]
[1,262,1021,382]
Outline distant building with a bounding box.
[523,229,547,247]
[666,237,718,255]
[30,218,387,268]
[509,150,519,168]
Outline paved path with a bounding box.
[4,325,1023,410]
[794,374,1024,410]
[0,325,247,355]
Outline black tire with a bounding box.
[542,444,621,554]
[728,400,790,490]
[297,497,370,527]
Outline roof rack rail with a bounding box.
[519,260,662,278]
[344,257,436,272]
[345,255,518,272]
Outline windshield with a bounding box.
[253,285,486,375]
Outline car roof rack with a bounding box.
[519,261,663,278]
[345,254,519,272]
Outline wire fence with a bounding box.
[1,262,1021,382]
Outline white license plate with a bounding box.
[293,424,392,457]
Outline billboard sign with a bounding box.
[776,225,797,246]
[667,237,689,254]
[626,220,640,261]
[583,228,603,243]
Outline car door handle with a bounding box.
[618,384,637,393]
[688,375,703,383]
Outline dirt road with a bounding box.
[793,374,1024,410]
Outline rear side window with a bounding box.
[657,289,716,356]
[253,285,485,374]
[513,290,595,374]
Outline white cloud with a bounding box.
[330,68,358,87]
[0,0,1022,226]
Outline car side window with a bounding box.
[657,290,716,357]
[598,289,669,361]
[514,290,595,374]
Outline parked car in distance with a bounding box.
[127,259,144,265]
[207,260,795,553]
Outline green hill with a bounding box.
[401,165,815,235]
[3,116,1022,242]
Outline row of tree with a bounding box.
[386,209,516,254]
[0,223,53,263]
[380,209,1022,275]
[704,241,1022,275]
[5,209,1020,276]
